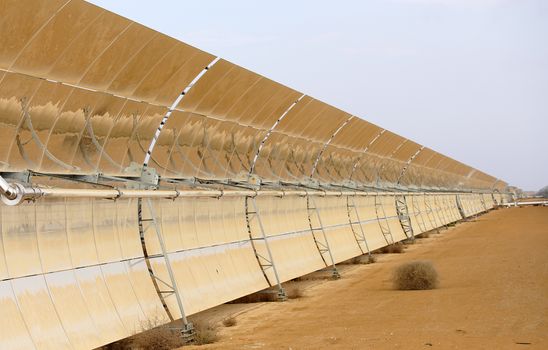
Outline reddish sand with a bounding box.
[186,207,548,349]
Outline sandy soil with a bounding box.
[186,206,548,350]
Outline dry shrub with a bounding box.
[293,273,333,282]
[222,317,237,327]
[131,326,186,350]
[393,261,438,290]
[344,254,377,264]
[193,321,219,345]
[379,243,404,254]
[285,285,303,299]
[350,256,362,264]
[101,316,185,350]
[104,326,185,350]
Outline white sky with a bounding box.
[88,0,547,191]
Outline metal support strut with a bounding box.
[455,194,466,220]
[138,197,194,338]
[306,196,340,278]
[346,196,372,257]
[374,194,395,245]
[395,195,415,241]
[245,196,286,301]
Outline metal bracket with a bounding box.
[0,171,32,184]
[301,178,320,189]
[231,171,260,186]
[73,173,101,184]
[246,173,262,188]
[141,166,160,187]
[341,180,358,189]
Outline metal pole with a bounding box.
[0,176,17,199]
[0,174,477,206]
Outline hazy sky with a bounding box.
[88,0,547,191]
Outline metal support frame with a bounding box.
[306,195,340,278]
[395,195,415,241]
[374,194,395,245]
[244,196,286,301]
[491,191,499,207]
[138,197,194,337]
[132,165,194,337]
[135,57,219,337]
[455,194,466,220]
[346,196,372,256]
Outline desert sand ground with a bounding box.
[185,206,548,349]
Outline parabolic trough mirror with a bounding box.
[0,1,511,349]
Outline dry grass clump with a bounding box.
[379,243,405,254]
[132,326,186,350]
[101,317,220,348]
[103,326,186,350]
[344,254,377,264]
[393,261,438,290]
[293,272,334,281]
[231,285,303,303]
[101,317,188,350]
[285,285,303,299]
[222,317,237,327]
[193,321,219,345]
